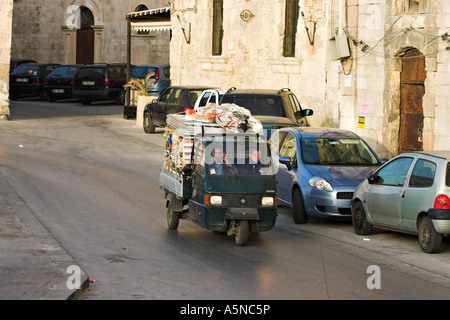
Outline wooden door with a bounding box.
[76,7,95,64]
[399,48,426,153]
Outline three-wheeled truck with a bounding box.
[160,113,278,245]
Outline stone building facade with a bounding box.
[170,0,450,157]
[10,0,171,65]
[0,0,13,120]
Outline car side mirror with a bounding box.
[279,156,292,171]
[152,99,158,104]
[302,109,314,117]
[379,158,388,164]
[367,173,377,184]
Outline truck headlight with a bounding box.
[261,196,275,207]
[210,195,223,205]
[309,177,333,191]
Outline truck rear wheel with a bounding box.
[167,202,179,230]
[235,220,249,246]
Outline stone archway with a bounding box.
[62,0,104,64]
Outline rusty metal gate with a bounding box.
[399,48,426,153]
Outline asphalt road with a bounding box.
[1,98,449,300]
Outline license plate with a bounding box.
[16,78,28,83]
[52,89,64,93]
[82,81,95,86]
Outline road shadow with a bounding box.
[8,98,123,121]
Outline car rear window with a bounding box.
[49,66,79,78]
[221,94,283,117]
[11,65,39,75]
[132,67,158,78]
[76,68,105,81]
[107,65,126,80]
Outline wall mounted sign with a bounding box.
[240,10,254,22]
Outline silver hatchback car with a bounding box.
[351,151,450,253]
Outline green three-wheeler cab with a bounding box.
[161,132,278,246]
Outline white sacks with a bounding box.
[191,103,263,134]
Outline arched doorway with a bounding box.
[76,6,95,64]
[399,48,426,153]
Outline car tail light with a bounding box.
[44,79,48,85]
[184,107,192,113]
[104,71,110,86]
[70,79,75,85]
[433,194,450,209]
[154,68,160,85]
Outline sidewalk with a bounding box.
[0,171,89,300]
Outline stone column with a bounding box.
[0,0,13,120]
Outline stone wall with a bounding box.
[11,0,171,65]
[171,0,450,157]
[0,0,13,120]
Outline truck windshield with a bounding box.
[203,136,274,177]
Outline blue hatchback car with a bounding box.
[270,127,384,224]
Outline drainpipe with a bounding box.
[337,0,343,127]
[126,18,131,107]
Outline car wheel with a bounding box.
[115,93,124,105]
[143,111,155,134]
[352,201,373,235]
[418,216,442,253]
[292,188,308,224]
[167,201,179,230]
[235,220,249,246]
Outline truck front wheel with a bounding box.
[234,220,249,246]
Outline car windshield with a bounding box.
[131,67,158,79]
[49,66,79,78]
[11,65,39,75]
[221,95,283,117]
[300,138,379,165]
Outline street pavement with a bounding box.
[0,170,89,300]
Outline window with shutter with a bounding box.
[212,0,223,56]
[283,0,299,57]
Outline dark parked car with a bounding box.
[270,127,384,224]
[73,63,130,105]
[9,63,60,100]
[253,115,300,138]
[124,64,170,119]
[221,88,314,127]
[143,86,212,133]
[9,59,37,75]
[43,64,83,102]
